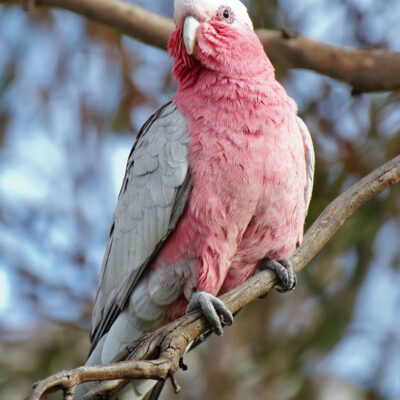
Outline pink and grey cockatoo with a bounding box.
[78,0,314,398]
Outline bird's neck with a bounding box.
[173,64,296,133]
[169,27,296,132]
[169,27,276,91]
[174,72,296,137]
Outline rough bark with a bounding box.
[28,154,400,400]
[2,0,400,92]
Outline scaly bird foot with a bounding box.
[186,291,233,336]
[258,258,297,293]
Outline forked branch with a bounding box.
[29,154,400,400]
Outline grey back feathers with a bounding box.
[296,116,315,217]
[90,102,190,354]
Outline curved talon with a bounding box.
[258,258,297,292]
[186,291,233,336]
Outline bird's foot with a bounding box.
[186,291,233,336]
[258,258,297,293]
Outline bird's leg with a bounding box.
[186,291,233,336]
[258,258,297,293]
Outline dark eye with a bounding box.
[217,6,234,23]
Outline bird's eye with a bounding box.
[217,6,234,23]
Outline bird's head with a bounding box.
[174,0,253,56]
[169,0,271,88]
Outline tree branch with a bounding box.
[1,0,400,93]
[28,154,400,400]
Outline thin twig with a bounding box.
[168,371,181,394]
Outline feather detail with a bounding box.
[89,102,190,352]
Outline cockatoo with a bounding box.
[76,0,314,398]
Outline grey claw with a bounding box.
[186,291,233,336]
[258,258,297,292]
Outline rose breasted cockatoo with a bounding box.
[76,0,314,398]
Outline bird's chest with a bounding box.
[187,126,271,231]
[187,114,305,237]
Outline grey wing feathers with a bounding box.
[296,116,315,216]
[90,102,190,353]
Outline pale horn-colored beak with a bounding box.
[183,16,201,55]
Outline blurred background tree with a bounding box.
[0,0,399,399]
